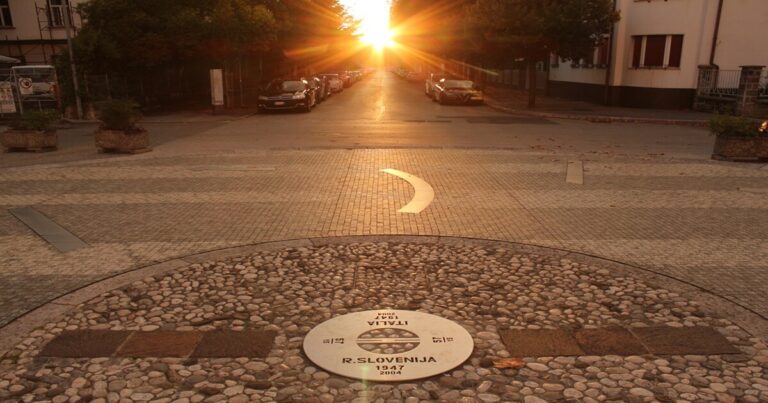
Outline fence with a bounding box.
[473,68,547,92]
[695,66,767,115]
[696,69,741,99]
[78,67,212,111]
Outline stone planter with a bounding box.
[756,137,768,159]
[95,128,151,154]
[711,136,758,160]
[1,129,58,152]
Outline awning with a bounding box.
[0,55,21,64]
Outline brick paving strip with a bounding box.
[39,330,276,358]
[38,325,738,360]
[500,325,741,357]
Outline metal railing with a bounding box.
[697,69,741,98]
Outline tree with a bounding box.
[390,0,475,68]
[275,0,357,73]
[467,0,619,107]
[67,0,353,107]
[74,0,277,73]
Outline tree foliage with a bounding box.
[74,0,278,73]
[390,0,474,60]
[466,0,619,62]
[73,0,357,74]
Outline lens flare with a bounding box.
[341,0,394,50]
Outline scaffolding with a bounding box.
[0,1,79,65]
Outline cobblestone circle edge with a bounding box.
[1,235,765,360]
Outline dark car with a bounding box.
[433,79,484,105]
[309,77,326,103]
[258,79,316,113]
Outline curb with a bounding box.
[1,235,766,359]
[61,118,100,124]
[484,98,709,127]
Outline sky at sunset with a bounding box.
[339,0,393,47]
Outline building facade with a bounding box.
[548,0,768,109]
[0,0,85,65]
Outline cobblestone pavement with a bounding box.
[1,148,767,329]
[1,242,766,402]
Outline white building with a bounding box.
[0,0,85,65]
[548,0,768,109]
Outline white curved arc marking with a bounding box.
[381,168,435,214]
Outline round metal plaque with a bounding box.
[303,310,474,381]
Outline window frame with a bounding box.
[630,34,683,70]
[47,0,72,28]
[0,0,13,28]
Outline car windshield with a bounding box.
[443,80,474,89]
[267,81,305,93]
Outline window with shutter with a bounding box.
[643,35,666,67]
[631,34,683,69]
[668,35,683,68]
[632,36,642,68]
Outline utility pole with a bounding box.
[63,3,83,119]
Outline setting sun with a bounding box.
[341,0,395,49]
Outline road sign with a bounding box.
[303,310,474,382]
[18,77,33,95]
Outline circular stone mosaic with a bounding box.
[0,240,766,403]
[303,310,474,381]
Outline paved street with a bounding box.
[1,70,767,401]
[1,71,766,324]
[2,71,715,170]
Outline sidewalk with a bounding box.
[483,86,712,126]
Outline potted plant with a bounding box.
[709,115,762,160]
[1,110,60,152]
[94,100,151,154]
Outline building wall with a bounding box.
[712,0,768,70]
[1,0,85,64]
[548,0,768,108]
[612,0,716,90]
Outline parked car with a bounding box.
[258,79,316,113]
[338,72,352,88]
[433,79,484,105]
[425,73,448,98]
[321,74,344,93]
[310,77,327,103]
[320,76,332,99]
